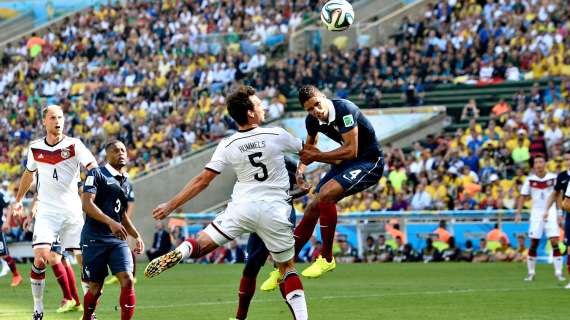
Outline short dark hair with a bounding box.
[298,85,321,106]
[105,139,123,152]
[226,86,256,126]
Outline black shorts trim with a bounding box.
[210,222,233,241]
[32,242,52,248]
[269,246,294,254]
[65,247,81,252]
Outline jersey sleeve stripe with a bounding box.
[204,167,221,174]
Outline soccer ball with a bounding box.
[320,0,355,32]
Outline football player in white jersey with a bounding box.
[144,86,309,320]
[515,154,564,282]
[12,105,97,320]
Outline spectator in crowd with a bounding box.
[299,236,321,263]
[461,99,480,121]
[492,236,516,262]
[421,238,441,263]
[146,221,172,261]
[473,238,492,263]
[362,236,377,263]
[170,226,185,247]
[224,240,245,264]
[513,235,528,263]
[433,220,451,243]
[387,223,406,243]
[486,224,508,245]
[459,240,475,262]
[410,183,432,210]
[392,236,406,263]
[442,237,461,262]
[335,238,359,264]
[375,234,394,263]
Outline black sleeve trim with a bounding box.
[205,167,221,174]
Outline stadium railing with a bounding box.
[171,209,536,257]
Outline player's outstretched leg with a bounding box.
[1,256,23,287]
[145,235,218,278]
[549,237,565,281]
[526,238,539,281]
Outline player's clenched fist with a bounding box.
[153,202,173,220]
[299,144,320,165]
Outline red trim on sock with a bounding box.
[294,205,320,255]
[120,286,136,320]
[319,201,337,262]
[185,238,201,258]
[236,276,256,320]
[30,266,46,280]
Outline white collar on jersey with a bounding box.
[317,99,336,125]
[104,163,127,178]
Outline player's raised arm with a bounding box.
[301,127,359,165]
[152,169,219,220]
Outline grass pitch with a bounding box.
[0,262,567,319]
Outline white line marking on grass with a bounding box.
[0,286,557,315]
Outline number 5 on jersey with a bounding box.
[248,152,268,182]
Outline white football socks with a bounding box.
[554,256,563,276]
[31,278,45,313]
[286,289,308,320]
[177,241,193,259]
[527,256,536,275]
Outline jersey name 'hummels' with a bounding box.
[26,136,96,215]
[205,127,302,203]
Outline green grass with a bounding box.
[0,262,568,319]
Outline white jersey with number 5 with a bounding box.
[205,127,302,203]
[520,173,557,220]
[26,136,96,216]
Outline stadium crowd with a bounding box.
[0,0,320,194]
[2,0,570,258]
[1,0,569,189]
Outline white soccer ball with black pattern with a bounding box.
[320,0,355,32]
